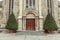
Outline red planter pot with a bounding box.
[8,29,17,33]
[44,30,53,33]
[47,30,53,33]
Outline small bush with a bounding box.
[43,14,58,31]
[5,13,18,30]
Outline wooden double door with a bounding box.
[26,19,35,30]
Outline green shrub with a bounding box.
[43,14,58,31]
[5,13,18,30]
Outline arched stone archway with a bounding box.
[23,13,39,31]
[26,13,35,18]
[26,13,35,30]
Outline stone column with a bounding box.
[39,0,43,31]
[35,0,38,10]
[35,17,39,31]
[18,18,22,31]
[39,0,42,18]
[39,18,43,31]
[24,0,26,10]
[23,17,26,31]
[18,0,23,31]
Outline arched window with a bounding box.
[0,0,3,19]
[26,0,35,8]
[47,0,52,15]
[9,0,14,15]
[0,0,2,8]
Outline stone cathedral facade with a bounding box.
[0,0,60,31]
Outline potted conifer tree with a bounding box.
[43,14,58,33]
[5,13,18,33]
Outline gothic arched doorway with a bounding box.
[26,13,35,30]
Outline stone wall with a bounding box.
[52,0,59,28]
[13,0,19,19]
[0,0,9,28]
[0,0,59,31]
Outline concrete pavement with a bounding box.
[0,31,60,40]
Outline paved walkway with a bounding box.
[0,31,60,40]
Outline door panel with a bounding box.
[26,19,35,30]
